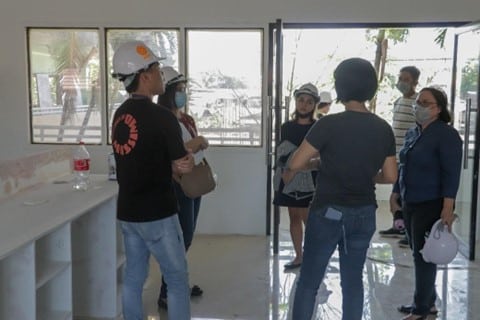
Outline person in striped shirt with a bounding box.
[379,66,420,247]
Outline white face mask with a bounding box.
[396,81,411,95]
[414,103,433,125]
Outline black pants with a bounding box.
[394,197,403,221]
[403,198,442,316]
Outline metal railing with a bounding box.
[199,127,261,146]
[32,124,260,146]
[32,105,92,116]
[32,124,101,143]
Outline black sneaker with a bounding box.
[157,296,168,309]
[379,227,405,238]
[191,285,203,297]
[398,237,410,248]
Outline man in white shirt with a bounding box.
[379,66,420,248]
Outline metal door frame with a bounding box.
[266,19,283,254]
[451,21,480,260]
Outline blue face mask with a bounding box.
[174,91,187,108]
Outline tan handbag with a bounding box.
[177,159,216,198]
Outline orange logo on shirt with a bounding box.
[112,113,138,155]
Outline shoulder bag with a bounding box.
[177,159,216,198]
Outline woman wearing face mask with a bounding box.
[157,66,208,308]
[273,83,320,270]
[393,87,462,320]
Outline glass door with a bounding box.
[451,22,480,260]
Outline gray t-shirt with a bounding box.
[306,110,395,207]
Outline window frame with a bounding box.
[27,27,102,145]
[185,27,265,148]
[105,28,182,145]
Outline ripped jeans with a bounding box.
[292,205,376,320]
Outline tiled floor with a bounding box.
[136,201,480,319]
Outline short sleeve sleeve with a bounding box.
[386,125,396,157]
[305,119,329,151]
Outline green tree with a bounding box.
[460,60,479,99]
[434,28,448,48]
[365,28,409,112]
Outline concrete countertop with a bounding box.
[0,174,118,260]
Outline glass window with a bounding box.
[28,28,101,144]
[106,29,180,142]
[187,29,263,146]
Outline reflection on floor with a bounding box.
[138,201,480,320]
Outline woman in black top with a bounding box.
[273,83,319,269]
[287,58,397,320]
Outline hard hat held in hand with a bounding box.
[421,219,458,265]
[112,40,164,78]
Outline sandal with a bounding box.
[398,304,438,315]
[401,314,425,320]
[191,284,203,297]
[284,261,302,270]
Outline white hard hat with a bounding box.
[161,66,187,87]
[421,219,458,265]
[319,91,333,103]
[111,40,164,79]
[294,83,320,102]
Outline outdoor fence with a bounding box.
[32,124,260,146]
[32,124,102,143]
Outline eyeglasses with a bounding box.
[414,100,437,108]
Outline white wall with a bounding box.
[195,148,267,235]
[0,0,478,234]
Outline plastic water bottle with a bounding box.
[73,142,90,191]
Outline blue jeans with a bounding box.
[160,182,202,298]
[292,205,376,320]
[403,199,442,316]
[174,181,202,250]
[120,215,191,320]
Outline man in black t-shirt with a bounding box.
[111,40,193,320]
